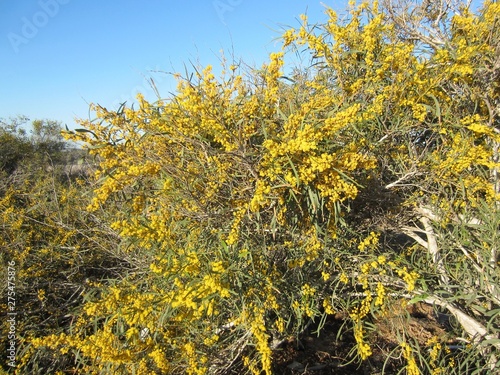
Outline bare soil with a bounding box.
[272,303,450,374]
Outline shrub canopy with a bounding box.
[2,1,500,374]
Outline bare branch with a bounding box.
[401,226,429,248]
[420,216,450,286]
[421,292,500,351]
[384,171,419,189]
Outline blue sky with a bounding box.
[0,0,349,130]
[0,0,486,131]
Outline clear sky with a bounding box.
[0,0,349,130]
[0,0,486,130]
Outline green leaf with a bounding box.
[425,93,441,120]
[408,293,429,304]
[74,128,97,137]
[484,308,500,317]
[480,338,500,347]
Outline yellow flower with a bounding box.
[210,261,225,273]
[203,334,219,347]
[375,282,385,306]
[323,299,335,315]
[358,232,380,252]
[401,342,420,375]
[354,323,372,360]
[275,317,285,333]
[37,289,46,302]
[397,267,419,292]
[301,283,316,297]
[339,272,349,284]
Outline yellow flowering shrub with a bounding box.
[0,145,133,374]
[4,0,500,373]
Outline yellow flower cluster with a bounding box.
[401,342,420,375]
[397,267,419,292]
[226,205,248,245]
[339,272,349,284]
[374,282,386,307]
[183,342,208,375]
[249,307,273,375]
[350,291,373,322]
[274,316,286,333]
[353,322,372,360]
[427,336,442,369]
[358,231,380,252]
[249,180,271,213]
[170,273,230,317]
[322,298,335,315]
[148,346,170,372]
[301,283,316,297]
